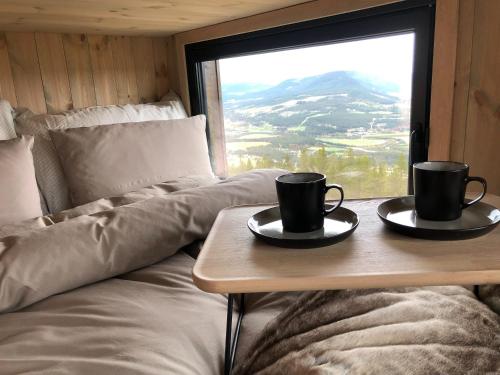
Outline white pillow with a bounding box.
[0,100,50,214]
[15,91,188,213]
[0,136,43,226]
[49,116,213,206]
[0,100,16,140]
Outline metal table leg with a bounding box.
[224,293,245,375]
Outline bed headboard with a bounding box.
[0,32,174,114]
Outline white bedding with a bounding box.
[0,170,284,374]
[0,252,228,375]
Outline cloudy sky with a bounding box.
[218,33,415,96]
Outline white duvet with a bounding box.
[0,169,284,374]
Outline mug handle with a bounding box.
[462,176,487,209]
[324,184,344,216]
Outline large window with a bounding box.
[218,34,414,198]
[186,0,435,197]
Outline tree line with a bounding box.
[229,147,408,198]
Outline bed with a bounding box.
[0,168,286,375]
[0,95,289,374]
[0,96,499,374]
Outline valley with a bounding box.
[221,70,411,198]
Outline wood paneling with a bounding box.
[447,0,500,194]
[110,36,139,104]
[427,0,459,160]
[62,34,96,109]
[0,0,307,36]
[88,35,118,106]
[461,0,500,194]
[166,36,179,99]
[449,0,475,163]
[152,38,169,100]
[0,31,170,113]
[131,37,156,103]
[0,33,17,106]
[5,32,46,113]
[35,33,73,112]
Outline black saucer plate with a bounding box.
[377,196,500,240]
[247,206,359,248]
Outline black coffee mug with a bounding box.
[276,172,344,232]
[413,161,487,221]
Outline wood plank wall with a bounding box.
[450,0,500,194]
[0,32,171,114]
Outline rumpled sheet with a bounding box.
[0,169,284,313]
[0,169,285,374]
[0,252,227,375]
[235,286,500,375]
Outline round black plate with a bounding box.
[247,206,359,248]
[377,196,500,240]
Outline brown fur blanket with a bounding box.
[235,286,500,375]
[480,285,500,316]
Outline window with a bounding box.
[218,35,414,198]
[186,0,435,197]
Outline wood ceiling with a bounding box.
[0,0,310,36]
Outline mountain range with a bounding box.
[221,70,408,133]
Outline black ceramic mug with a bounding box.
[276,172,344,232]
[413,161,487,221]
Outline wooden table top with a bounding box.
[193,195,500,293]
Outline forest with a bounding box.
[229,147,408,199]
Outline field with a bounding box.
[226,141,271,152]
[225,127,410,199]
[317,137,388,147]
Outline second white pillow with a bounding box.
[49,116,213,206]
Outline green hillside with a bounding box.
[221,70,410,198]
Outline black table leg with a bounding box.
[224,293,245,375]
[474,285,480,298]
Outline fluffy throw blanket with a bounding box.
[235,286,500,375]
[480,285,500,316]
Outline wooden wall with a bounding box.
[450,0,500,194]
[0,32,172,114]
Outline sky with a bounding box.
[218,33,415,96]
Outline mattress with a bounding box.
[0,252,227,375]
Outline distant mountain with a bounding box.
[349,72,401,95]
[221,82,273,99]
[222,71,406,133]
[227,71,397,104]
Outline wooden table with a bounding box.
[193,195,500,374]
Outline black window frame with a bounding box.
[185,0,435,193]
